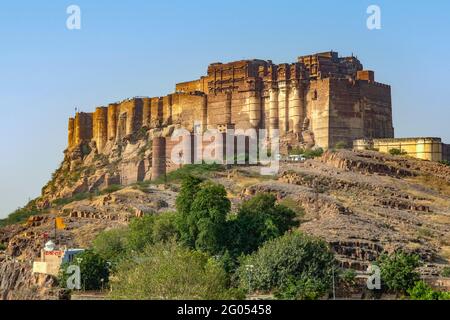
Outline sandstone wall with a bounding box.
[354,138,445,162]
[67,51,394,158]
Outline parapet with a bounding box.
[357,70,375,82]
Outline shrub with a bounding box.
[100,185,122,195]
[92,228,129,265]
[441,266,450,277]
[339,269,357,286]
[303,148,324,159]
[226,194,298,256]
[289,147,305,156]
[151,163,224,185]
[127,215,157,252]
[440,160,450,167]
[110,241,244,300]
[408,281,450,300]
[237,232,336,299]
[0,200,40,227]
[52,192,91,207]
[376,251,421,293]
[389,148,407,156]
[93,212,180,263]
[335,141,348,150]
[0,243,7,251]
[152,212,180,243]
[59,250,109,291]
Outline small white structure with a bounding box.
[288,155,306,162]
[33,243,85,276]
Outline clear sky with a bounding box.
[1,0,449,218]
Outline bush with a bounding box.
[440,160,450,167]
[237,232,336,299]
[335,141,348,150]
[376,251,421,293]
[227,194,298,256]
[127,215,156,252]
[52,192,91,207]
[0,200,40,227]
[0,243,7,251]
[92,228,129,265]
[303,148,324,159]
[389,148,407,156]
[151,163,224,185]
[339,269,357,286]
[110,241,244,300]
[275,277,330,300]
[100,185,123,195]
[59,250,109,291]
[152,212,180,243]
[408,281,450,300]
[441,266,450,277]
[289,147,305,156]
[93,212,180,263]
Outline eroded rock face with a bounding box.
[2,150,450,298]
[0,258,58,300]
[238,150,450,272]
[320,150,416,178]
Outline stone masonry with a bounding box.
[67,51,394,153]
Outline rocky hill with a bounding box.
[1,149,450,299]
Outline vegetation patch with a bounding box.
[0,199,41,227]
[389,148,407,156]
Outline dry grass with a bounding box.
[440,246,450,263]
[413,175,450,196]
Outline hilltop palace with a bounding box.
[68,51,394,151]
[66,51,449,178]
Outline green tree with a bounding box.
[442,266,450,277]
[110,241,243,300]
[376,251,421,293]
[408,281,450,300]
[227,193,298,256]
[237,232,336,300]
[127,215,156,252]
[92,227,129,264]
[152,211,180,243]
[176,175,203,247]
[389,148,407,156]
[59,250,109,291]
[189,182,231,254]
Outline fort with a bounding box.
[67,51,394,155]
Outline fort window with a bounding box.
[312,90,318,100]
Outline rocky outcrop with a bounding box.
[0,257,58,300]
[321,150,416,178]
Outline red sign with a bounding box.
[44,251,64,257]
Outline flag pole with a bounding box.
[54,217,57,245]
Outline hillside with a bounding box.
[1,149,450,299]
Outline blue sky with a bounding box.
[0,0,449,218]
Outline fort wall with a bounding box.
[354,138,445,162]
[67,51,396,159]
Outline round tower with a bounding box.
[152,137,167,181]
